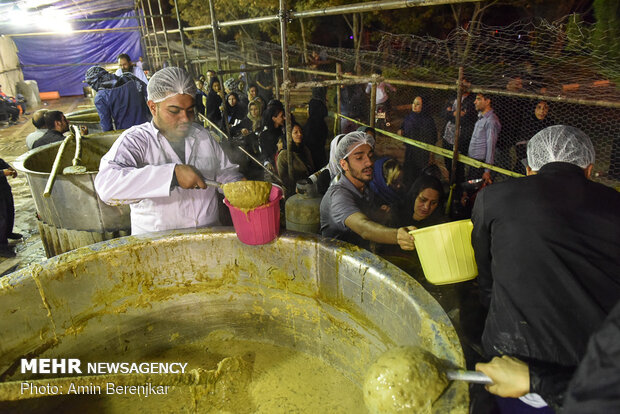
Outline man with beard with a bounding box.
[320,131,415,250]
[95,67,243,235]
[115,53,149,85]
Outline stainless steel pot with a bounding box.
[0,230,468,412]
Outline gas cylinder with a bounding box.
[285,179,322,234]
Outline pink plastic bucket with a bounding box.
[224,185,283,245]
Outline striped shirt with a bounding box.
[468,109,501,171]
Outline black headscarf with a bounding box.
[85,66,119,91]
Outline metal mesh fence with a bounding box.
[168,15,620,188]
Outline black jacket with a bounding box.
[258,127,284,164]
[0,158,10,192]
[471,162,620,408]
[206,90,222,125]
[563,300,620,414]
[303,99,329,168]
[33,130,65,149]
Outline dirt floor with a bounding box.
[0,96,93,275]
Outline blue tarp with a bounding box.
[13,10,143,96]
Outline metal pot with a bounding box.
[0,230,468,412]
[13,132,130,257]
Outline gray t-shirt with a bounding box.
[320,174,373,248]
[26,128,47,150]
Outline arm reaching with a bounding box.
[345,212,415,250]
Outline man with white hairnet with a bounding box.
[95,67,242,235]
[470,125,620,413]
[320,131,415,250]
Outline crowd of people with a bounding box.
[3,59,617,413]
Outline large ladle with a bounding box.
[196,112,284,187]
[62,125,88,175]
[363,346,492,413]
[203,179,273,210]
[43,125,87,198]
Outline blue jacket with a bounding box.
[94,79,151,132]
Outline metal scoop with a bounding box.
[446,369,493,384]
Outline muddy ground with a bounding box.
[0,96,93,274]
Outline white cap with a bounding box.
[527,125,595,171]
[147,67,197,103]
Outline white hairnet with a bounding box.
[335,131,375,166]
[526,125,595,171]
[327,134,346,178]
[147,67,197,103]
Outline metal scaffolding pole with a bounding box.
[279,0,294,190]
[450,67,464,189]
[172,0,189,70]
[157,0,172,62]
[173,0,479,34]
[144,0,162,69]
[208,0,222,71]
[72,15,168,22]
[138,0,156,69]
[7,27,140,37]
[336,62,342,135]
[369,80,377,128]
[136,0,152,65]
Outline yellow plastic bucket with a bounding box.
[410,219,478,285]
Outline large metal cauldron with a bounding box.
[0,230,467,412]
[13,132,130,257]
[65,107,102,134]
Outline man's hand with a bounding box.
[174,164,206,189]
[3,168,16,178]
[476,356,530,398]
[482,171,493,185]
[397,226,417,251]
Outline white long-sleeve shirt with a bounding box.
[95,121,242,234]
[115,66,149,84]
[365,81,396,105]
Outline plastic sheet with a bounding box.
[13,10,143,96]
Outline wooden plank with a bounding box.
[38,222,53,258]
[0,257,21,276]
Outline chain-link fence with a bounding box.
[168,16,620,189]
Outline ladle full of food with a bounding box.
[202,179,282,245]
[363,346,492,413]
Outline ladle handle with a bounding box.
[43,135,73,198]
[203,179,222,188]
[446,370,493,384]
[71,125,82,167]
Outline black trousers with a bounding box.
[0,187,15,244]
[0,101,19,122]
